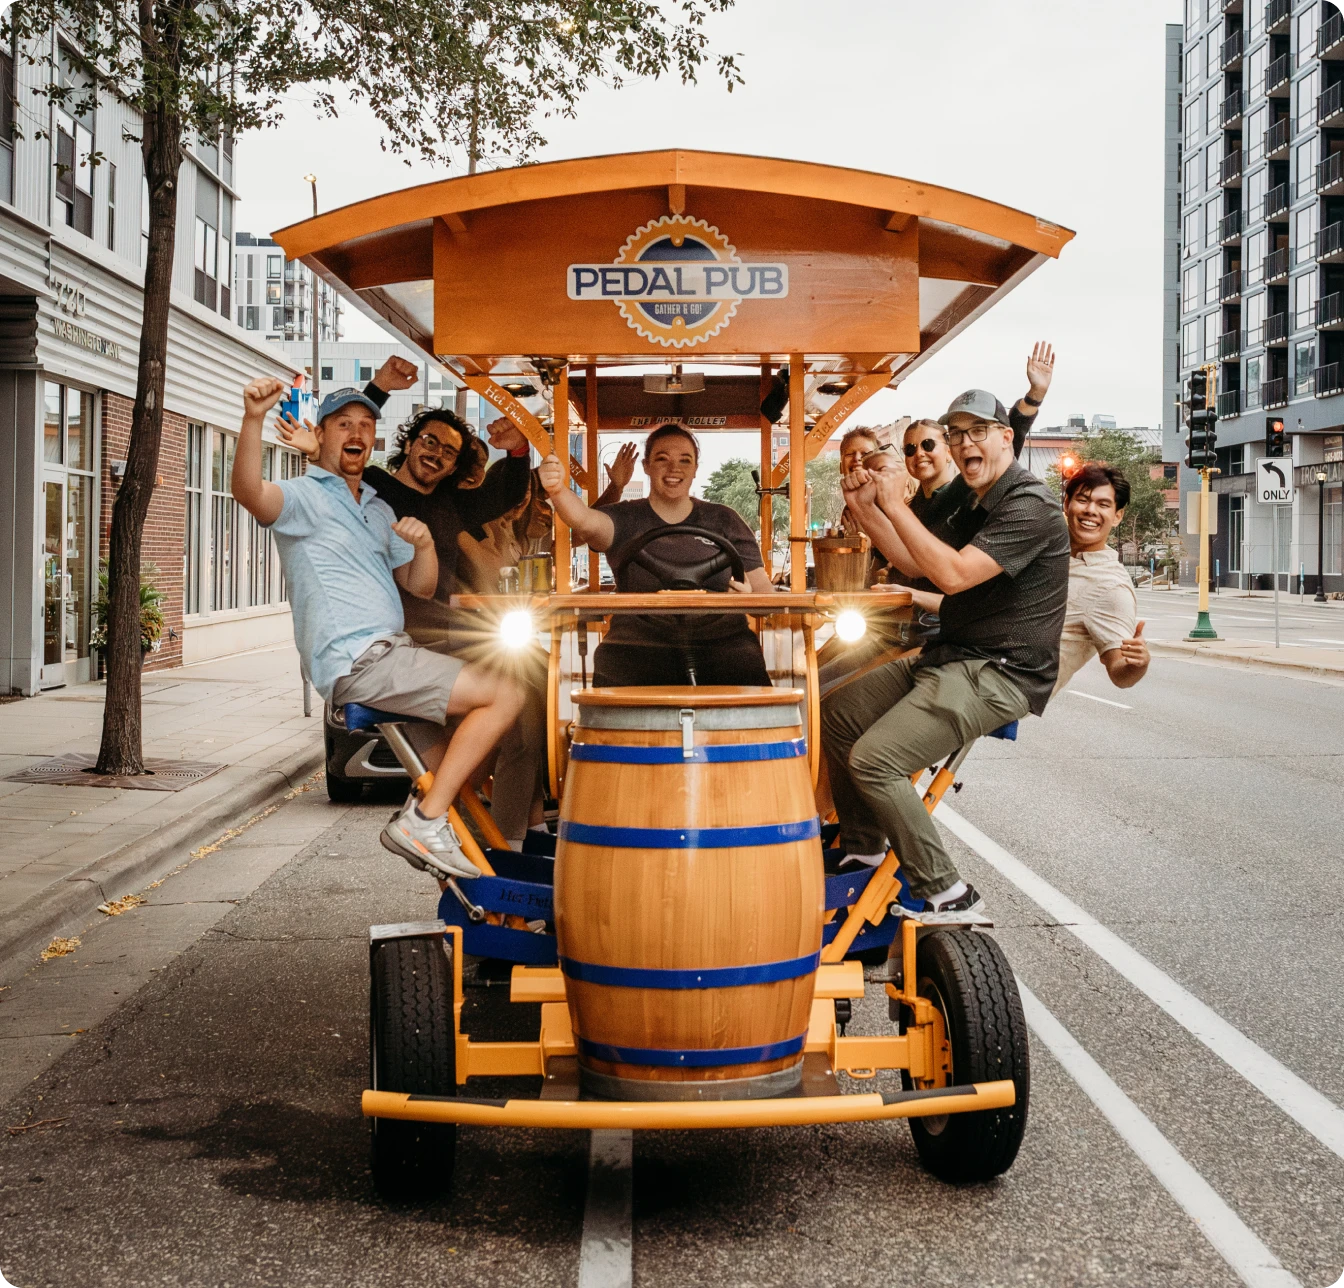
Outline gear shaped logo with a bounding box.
[567,215,789,350]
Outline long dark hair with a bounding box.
[387,406,485,487]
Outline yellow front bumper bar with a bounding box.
[362,1079,1014,1130]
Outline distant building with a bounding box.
[234,233,343,343]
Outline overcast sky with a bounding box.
[238,0,1181,448]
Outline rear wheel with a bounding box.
[369,936,457,1199]
[904,929,1029,1183]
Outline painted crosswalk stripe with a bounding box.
[578,1129,633,1288]
[1020,983,1302,1288]
[936,803,1344,1162]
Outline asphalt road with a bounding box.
[1137,585,1344,650]
[2,654,1343,1287]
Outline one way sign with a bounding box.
[1256,457,1295,505]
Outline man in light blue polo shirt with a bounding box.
[232,376,524,880]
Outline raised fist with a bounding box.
[538,453,565,496]
[243,376,288,416]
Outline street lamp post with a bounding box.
[1317,468,1330,603]
[303,174,319,411]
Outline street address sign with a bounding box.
[1256,457,1295,505]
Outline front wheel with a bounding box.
[369,936,457,1199]
[905,929,1029,1183]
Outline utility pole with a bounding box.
[1185,364,1219,639]
[304,175,319,412]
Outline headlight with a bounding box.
[835,608,867,643]
[499,609,535,650]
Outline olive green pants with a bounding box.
[820,657,1029,900]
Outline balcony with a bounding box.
[1219,330,1242,360]
[1264,246,1290,282]
[1219,269,1243,301]
[1265,182,1290,219]
[1264,311,1290,344]
[1316,363,1344,397]
[1221,29,1245,69]
[1319,81,1344,127]
[1263,376,1289,407]
[1320,151,1344,196]
[1320,10,1344,59]
[1222,89,1245,127]
[1264,116,1291,158]
[1319,221,1344,263]
[1221,0,1242,11]
[1266,52,1291,96]
[1265,0,1289,32]
[1217,389,1242,418]
[1219,209,1244,244]
[1220,148,1244,186]
[1318,292,1344,329]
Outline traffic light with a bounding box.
[1265,417,1287,457]
[1185,368,1218,470]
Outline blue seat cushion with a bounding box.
[986,720,1019,742]
[343,703,436,733]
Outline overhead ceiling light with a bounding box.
[643,364,705,395]
[818,381,851,396]
[499,380,538,397]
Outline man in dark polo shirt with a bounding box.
[823,388,1069,920]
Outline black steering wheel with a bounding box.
[613,524,747,591]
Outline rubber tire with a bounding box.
[369,937,457,1199]
[905,929,1030,1183]
[326,772,364,803]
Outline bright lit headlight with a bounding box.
[499,609,535,650]
[835,608,867,643]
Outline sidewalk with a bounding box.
[0,644,324,982]
[1147,638,1344,677]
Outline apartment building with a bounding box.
[1165,3,1343,592]
[0,32,303,694]
[234,233,343,343]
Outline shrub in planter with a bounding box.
[90,560,166,658]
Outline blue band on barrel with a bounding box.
[560,951,820,990]
[577,1033,807,1068]
[557,818,821,849]
[567,739,806,765]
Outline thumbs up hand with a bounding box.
[1119,620,1149,668]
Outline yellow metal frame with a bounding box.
[362,922,999,1130]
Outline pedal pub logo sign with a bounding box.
[567,215,789,349]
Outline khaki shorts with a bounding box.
[331,634,465,724]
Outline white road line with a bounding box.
[1303,638,1344,646]
[578,1129,633,1288]
[1020,984,1302,1288]
[1065,689,1132,709]
[935,804,1344,1162]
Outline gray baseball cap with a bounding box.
[939,389,1010,428]
[317,387,382,423]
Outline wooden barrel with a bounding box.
[554,686,824,1101]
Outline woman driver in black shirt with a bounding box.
[538,424,774,687]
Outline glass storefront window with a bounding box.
[44,382,62,463]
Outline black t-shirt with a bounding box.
[601,498,765,645]
[915,461,1069,716]
[364,457,530,641]
[889,477,986,592]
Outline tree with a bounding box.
[1046,427,1178,564]
[702,455,845,545]
[4,0,740,774]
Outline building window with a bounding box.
[1297,67,1320,133]
[1246,165,1267,216]
[1183,318,1200,359]
[1204,85,1220,134]
[105,161,115,251]
[1294,203,1319,265]
[1185,154,1201,204]
[193,167,220,309]
[267,254,282,279]
[321,365,333,381]
[185,424,205,615]
[210,432,237,611]
[1297,4,1321,62]
[1246,291,1265,346]
[0,49,14,204]
[1295,137,1318,199]
[1246,356,1263,409]
[1228,495,1244,573]
[1186,37,1201,90]
[1184,207,1200,258]
[1204,311,1219,361]
[360,365,372,381]
[1205,255,1220,306]
[1205,141,1220,192]
[54,107,94,235]
[1183,263,1200,313]
[266,282,281,304]
[1326,485,1341,575]
[1205,196,1220,249]
[245,305,259,329]
[1246,229,1267,287]
[1295,272,1318,330]
[271,306,283,329]
[1205,30,1218,80]
[219,193,232,319]
[1248,0,1263,39]
[1295,338,1316,395]
[1247,106,1266,168]
[1186,94,1201,149]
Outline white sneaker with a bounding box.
[380,802,481,880]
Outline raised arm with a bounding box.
[595,442,638,508]
[233,377,289,526]
[1010,341,1054,455]
[841,468,921,577]
[538,453,616,550]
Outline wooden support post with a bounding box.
[788,356,807,592]
[586,364,600,591]
[554,366,572,593]
[759,364,774,578]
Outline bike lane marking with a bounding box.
[578,1129,633,1288]
[936,803,1344,1162]
[1019,982,1302,1288]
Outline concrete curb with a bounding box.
[1149,641,1344,680]
[0,741,325,985]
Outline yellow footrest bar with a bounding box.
[362,1080,1014,1130]
[508,960,866,1005]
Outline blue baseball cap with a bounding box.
[316,387,382,423]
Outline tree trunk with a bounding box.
[94,98,181,775]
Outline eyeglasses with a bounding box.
[414,432,461,459]
[945,424,994,447]
[903,438,941,457]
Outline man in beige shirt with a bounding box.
[1053,462,1150,694]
